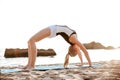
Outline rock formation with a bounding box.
[83,41,114,49]
[4,48,56,58]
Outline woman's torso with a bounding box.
[49,25,76,45]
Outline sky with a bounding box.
[0,0,120,49]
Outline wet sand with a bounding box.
[0,60,120,80]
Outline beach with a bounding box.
[0,60,120,80]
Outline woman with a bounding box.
[23,25,92,70]
[64,44,83,68]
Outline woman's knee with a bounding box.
[28,38,36,45]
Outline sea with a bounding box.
[0,48,120,67]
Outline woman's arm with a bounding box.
[77,41,92,66]
[64,53,70,68]
[69,34,92,66]
[77,50,83,66]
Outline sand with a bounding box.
[0,60,120,80]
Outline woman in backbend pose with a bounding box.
[23,25,92,70]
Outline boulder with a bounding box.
[83,41,105,49]
[4,48,56,58]
[83,41,114,49]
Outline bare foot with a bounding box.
[75,63,83,66]
[22,66,34,72]
[22,65,29,69]
[22,69,31,72]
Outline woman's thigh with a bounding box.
[30,27,51,42]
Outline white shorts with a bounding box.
[48,25,57,38]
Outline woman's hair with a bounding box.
[64,45,77,68]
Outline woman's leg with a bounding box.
[24,27,51,70]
